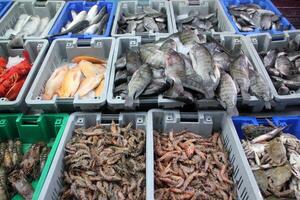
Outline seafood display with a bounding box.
[42,55,106,100]
[113,30,272,115]
[60,122,146,199]
[154,131,236,199]
[227,3,287,32]
[259,35,300,95]
[4,14,51,38]
[241,121,300,199]
[0,140,49,200]
[175,10,218,32]
[58,5,109,36]
[0,51,32,101]
[117,7,168,34]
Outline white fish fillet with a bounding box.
[22,15,41,36]
[34,17,50,36]
[13,14,31,33]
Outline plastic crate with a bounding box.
[0,0,13,19]
[0,39,49,112]
[0,1,65,40]
[147,109,262,200]
[26,37,115,112]
[39,112,147,200]
[0,113,69,200]
[232,115,300,200]
[48,1,116,39]
[247,30,300,111]
[170,0,235,34]
[111,0,174,38]
[107,33,266,111]
[219,0,295,36]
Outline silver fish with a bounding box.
[143,17,159,32]
[65,11,87,31]
[34,17,50,36]
[230,54,251,101]
[86,5,98,24]
[263,49,277,68]
[217,71,238,116]
[13,14,31,34]
[251,126,287,143]
[21,15,41,36]
[90,6,107,25]
[275,54,292,77]
[271,76,300,90]
[213,52,231,71]
[125,64,152,108]
[71,10,77,20]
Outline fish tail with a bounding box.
[227,106,239,117]
[241,90,251,101]
[125,96,134,108]
[173,78,184,95]
[42,94,52,100]
[264,101,272,109]
[204,89,215,99]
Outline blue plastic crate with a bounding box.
[219,0,295,35]
[0,0,12,19]
[48,1,116,39]
[232,115,300,140]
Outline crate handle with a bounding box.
[77,40,92,47]
[138,0,149,6]
[188,0,200,6]
[34,0,47,7]
[271,34,285,41]
[179,112,199,123]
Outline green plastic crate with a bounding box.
[0,113,69,200]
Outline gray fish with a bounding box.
[90,6,107,25]
[114,82,128,94]
[275,54,292,77]
[126,49,142,75]
[217,71,238,116]
[263,49,277,68]
[278,83,290,95]
[249,70,272,109]
[163,86,194,103]
[126,20,138,32]
[230,54,251,101]
[142,78,169,96]
[115,56,126,70]
[136,22,145,32]
[143,17,159,32]
[267,67,280,76]
[125,64,152,108]
[189,43,219,98]
[140,45,165,68]
[165,49,186,95]
[97,13,109,34]
[260,14,272,30]
[52,20,90,37]
[115,69,128,85]
[271,76,300,90]
[213,52,231,71]
[295,58,300,71]
[159,38,177,52]
[287,51,300,62]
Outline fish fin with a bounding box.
[233,80,240,94]
[264,101,272,109]
[241,90,251,101]
[217,99,227,109]
[42,94,52,100]
[124,96,134,109]
[204,89,215,99]
[227,106,239,117]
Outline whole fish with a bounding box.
[71,10,77,20]
[125,64,152,108]
[278,83,290,95]
[86,5,98,24]
[79,60,105,77]
[143,17,159,32]
[66,11,87,30]
[189,43,218,98]
[34,17,50,36]
[21,15,41,36]
[263,49,277,68]
[217,71,238,116]
[97,13,109,34]
[126,49,142,75]
[42,65,68,100]
[115,69,128,85]
[115,56,126,70]
[13,14,31,34]
[230,54,251,101]
[164,85,194,103]
[142,78,169,96]
[90,6,106,25]
[84,23,100,34]
[249,70,272,109]
[58,66,82,98]
[271,76,300,90]
[76,75,102,97]
[251,126,287,143]
[165,49,186,95]
[53,20,90,37]
[275,54,292,77]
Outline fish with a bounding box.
[57,66,82,98]
[217,71,238,116]
[271,76,300,90]
[79,60,105,77]
[71,10,77,20]
[125,64,152,108]
[165,49,186,95]
[115,56,126,70]
[13,14,31,34]
[95,77,105,96]
[142,78,169,96]
[189,43,218,98]
[126,49,142,75]
[42,65,69,100]
[277,83,290,95]
[52,20,90,37]
[249,70,273,109]
[84,23,100,34]
[72,55,106,65]
[263,49,277,68]
[163,85,194,103]
[213,51,231,71]
[251,126,288,143]
[76,75,102,97]
[275,54,292,77]
[139,45,165,68]
[66,11,87,30]
[143,17,159,32]
[86,5,98,24]
[230,54,251,101]
[115,69,128,85]
[90,6,106,25]
[34,17,50,36]
[97,13,109,34]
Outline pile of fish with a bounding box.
[241,121,300,199]
[4,14,50,38]
[0,51,32,101]
[113,30,272,115]
[228,4,286,32]
[59,5,109,36]
[42,56,106,100]
[117,7,168,34]
[259,35,300,95]
[175,10,218,32]
[154,131,236,200]
[0,140,50,200]
[60,122,146,200]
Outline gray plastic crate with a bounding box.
[0,1,65,40]
[147,109,263,200]
[26,37,115,112]
[111,0,174,38]
[107,33,266,112]
[170,0,235,34]
[247,30,300,111]
[39,112,148,200]
[0,39,48,112]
